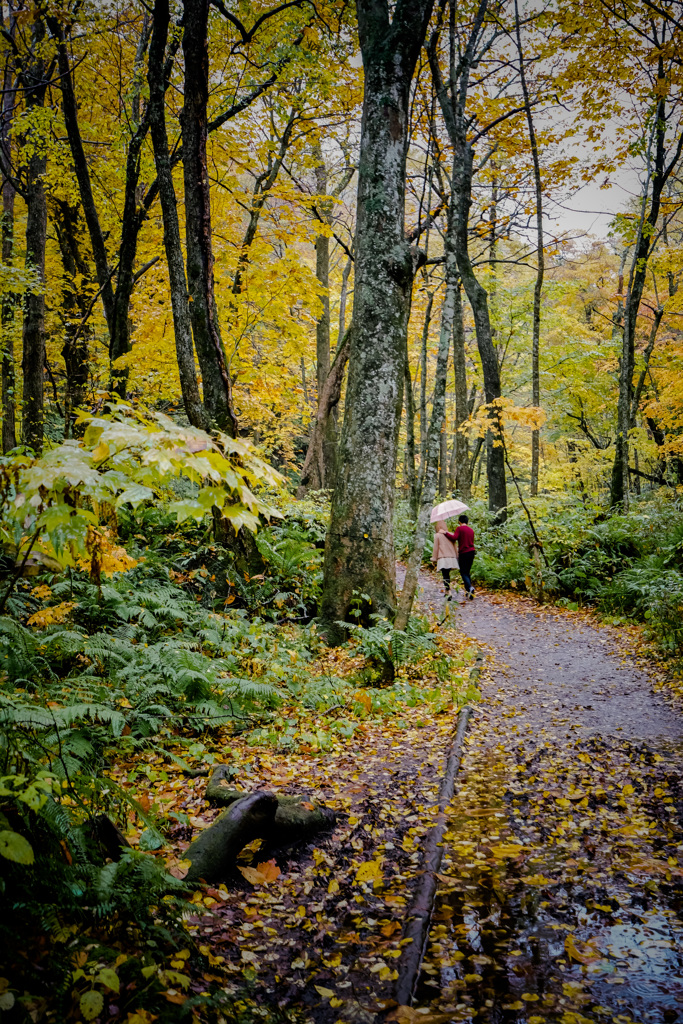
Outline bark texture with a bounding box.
[319,0,434,636]
[148,0,206,429]
[181,0,237,436]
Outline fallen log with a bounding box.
[184,792,278,886]
[205,765,337,848]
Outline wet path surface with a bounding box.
[407,571,683,1024]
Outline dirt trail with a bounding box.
[406,569,683,1024]
[415,568,683,752]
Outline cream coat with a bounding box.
[431,530,458,563]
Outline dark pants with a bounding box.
[459,551,475,593]
[441,568,451,591]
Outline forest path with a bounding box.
[408,566,683,750]
[400,568,683,1024]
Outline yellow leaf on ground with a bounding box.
[355,860,383,884]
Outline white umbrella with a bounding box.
[430,498,469,523]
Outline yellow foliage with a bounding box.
[27,602,76,629]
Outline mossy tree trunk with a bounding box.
[320,0,435,637]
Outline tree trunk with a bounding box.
[297,328,351,498]
[452,280,470,497]
[337,256,352,346]
[319,0,434,637]
[52,201,91,436]
[20,20,48,452]
[611,59,672,508]
[404,349,418,515]
[181,0,237,436]
[296,139,338,493]
[50,15,152,398]
[439,419,448,498]
[148,0,207,429]
[515,1,543,497]
[395,249,455,630]
[453,144,507,519]
[313,142,337,485]
[51,32,115,336]
[428,0,507,520]
[1,12,16,453]
[416,291,434,505]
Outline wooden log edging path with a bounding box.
[391,653,483,1009]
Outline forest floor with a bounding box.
[146,572,683,1024]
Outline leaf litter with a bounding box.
[111,570,683,1023]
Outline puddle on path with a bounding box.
[413,732,683,1024]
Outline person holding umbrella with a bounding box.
[430,499,471,601]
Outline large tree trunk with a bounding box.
[1,10,16,453]
[319,0,434,637]
[148,0,206,429]
[181,0,237,436]
[451,280,470,497]
[20,20,48,452]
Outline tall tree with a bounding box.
[319,0,434,634]
[49,10,153,396]
[52,200,91,435]
[0,0,16,452]
[395,226,456,629]
[18,14,49,451]
[428,0,508,520]
[608,23,683,506]
[451,279,471,497]
[181,0,237,436]
[148,0,206,429]
[515,0,544,496]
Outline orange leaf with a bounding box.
[381,920,401,938]
[255,859,281,882]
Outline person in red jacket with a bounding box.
[446,514,476,600]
